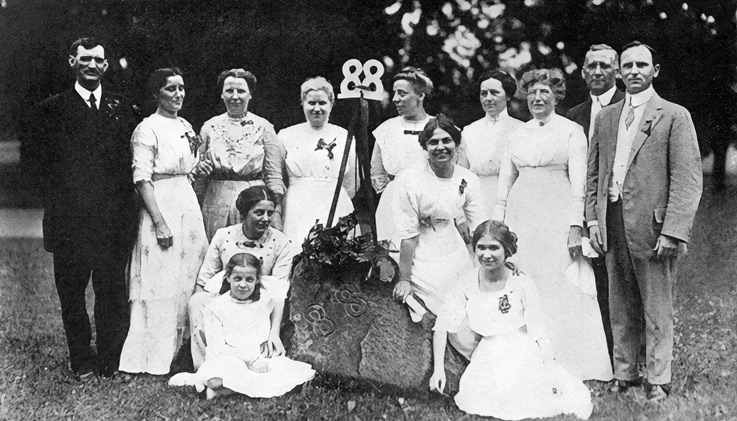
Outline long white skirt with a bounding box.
[283,177,356,245]
[119,176,208,375]
[455,330,593,420]
[505,167,612,381]
[170,354,315,398]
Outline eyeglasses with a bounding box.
[76,56,106,65]
[526,88,553,98]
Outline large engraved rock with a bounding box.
[286,258,465,392]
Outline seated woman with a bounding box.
[170,253,315,399]
[431,221,593,420]
[278,77,358,243]
[188,186,295,369]
[392,115,486,357]
[198,69,285,239]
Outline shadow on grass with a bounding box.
[2,175,737,421]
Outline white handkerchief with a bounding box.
[405,295,427,323]
[564,257,597,297]
[583,237,599,258]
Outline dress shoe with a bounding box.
[609,378,643,393]
[645,382,670,402]
[75,367,98,383]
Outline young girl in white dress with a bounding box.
[431,221,593,420]
[169,253,315,399]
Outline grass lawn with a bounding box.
[1,179,736,420]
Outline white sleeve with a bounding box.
[567,125,588,227]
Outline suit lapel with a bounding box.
[608,89,625,106]
[626,93,664,172]
[605,100,625,171]
[581,99,592,136]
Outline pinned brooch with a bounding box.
[315,137,338,160]
[459,179,467,194]
[498,294,511,314]
[240,120,254,126]
[236,240,263,249]
[183,132,203,157]
[418,215,436,231]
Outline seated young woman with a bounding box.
[430,220,593,420]
[170,253,314,399]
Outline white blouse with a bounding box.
[131,113,198,182]
[370,116,430,193]
[494,114,588,227]
[279,122,357,198]
[458,110,525,176]
[197,225,294,299]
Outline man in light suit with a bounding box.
[566,44,626,362]
[21,38,139,380]
[585,41,702,402]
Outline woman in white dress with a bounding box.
[120,68,208,375]
[169,253,315,400]
[493,68,612,381]
[371,67,434,253]
[198,69,285,240]
[279,77,357,243]
[430,221,593,420]
[392,115,486,357]
[188,186,295,369]
[457,69,524,216]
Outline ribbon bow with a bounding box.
[418,215,437,231]
[459,179,467,194]
[404,130,421,135]
[315,137,338,160]
[183,132,203,157]
[236,240,263,249]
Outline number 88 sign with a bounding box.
[337,59,385,101]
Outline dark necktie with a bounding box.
[88,93,97,111]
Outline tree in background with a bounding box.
[381,0,737,190]
[1,0,734,189]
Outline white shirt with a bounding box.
[608,85,655,201]
[74,82,102,110]
[588,85,618,139]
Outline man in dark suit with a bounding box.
[21,38,138,380]
[586,41,702,402]
[567,44,626,141]
[566,44,625,362]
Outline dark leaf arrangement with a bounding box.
[301,212,399,283]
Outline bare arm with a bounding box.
[370,142,390,193]
[393,235,419,302]
[263,299,286,357]
[429,328,448,393]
